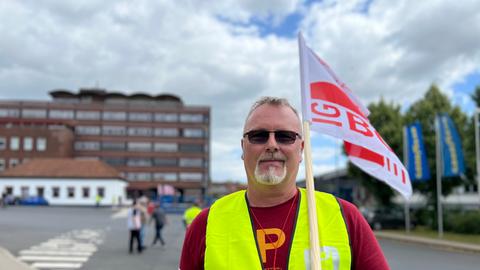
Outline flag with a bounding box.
[438,113,465,177]
[405,122,430,181]
[298,33,412,198]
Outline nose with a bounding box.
[265,132,279,152]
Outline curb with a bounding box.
[375,231,480,254]
[0,246,34,270]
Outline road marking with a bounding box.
[111,208,128,219]
[17,229,105,270]
[20,250,92,256]
[31,262,82,269]
[19,256,88,262]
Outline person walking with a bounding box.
[183,202,202,228]
[150,202,167,247]
[179,97,390,270]
[127,200,142,254]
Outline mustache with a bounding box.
[258,152,286,162]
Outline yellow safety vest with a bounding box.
[184,206,202,226]
[205,188,351,270]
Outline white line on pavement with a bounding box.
[20,250,93,256]
[31,262,82,269]
[19,256,88,262]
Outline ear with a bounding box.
[241,138,245,160]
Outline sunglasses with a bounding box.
[243,130,302,145]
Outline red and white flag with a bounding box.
[298,33,412,198]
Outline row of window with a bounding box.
[0,158,23,171]
[3,186,105,199]
[0,109,207,123]
[124,172,204,181]
[0,137,47,152]
[75,126,205,138]
[101,157,206,167]
[75,141,206,153]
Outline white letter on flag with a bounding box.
[298,33,412,199]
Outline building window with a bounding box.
[153,142,178,152]
[179,158,203,167]
[0,159,5,171]
[128,127,152,136]
[0,137,5,150]
[153,172,177,181]
[82,187,90,198]
[49,110,74,119]
[179,172,203,181]
[127,142,151,152]
[152,158,177,167]
[52,187,60,198]
[37,187,44,197]
[74,141,100,151]
[67,187,75,198]
[102,126,127,136]
[179,144,204,153]
[127,158,152,167]
[23,137,33,151]
[9,158,19,168]
[76,111,100,120]
[129,112,152,122]
[21,186,30,197]
[126,172,151,181]
[0,109,20,117]
[36,137,47,151]
[101,141,125,151]
[102,157,126,166]
[97,187,105,197]
[153,128,179,137]
[154,113,178,122]
[180,113,204,123]
[10,137,19,151]
[102,111,127,121]
[22,109,47,118]
[76,126,101,135]
[183,128,204,138]
[5,186,13,195]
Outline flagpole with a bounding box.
[475,109,480,209]
[303,121,322,270]
[402,126,411,233]
[435,115,444,238]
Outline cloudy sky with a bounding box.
[1,0,479,183]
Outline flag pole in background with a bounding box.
[475,109,480,208]
[402,126,411,233]
[435,115,444,238]
[298,32,322,270]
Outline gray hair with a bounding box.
[244,96,301,130]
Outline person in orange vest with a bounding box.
[179,97,389,270]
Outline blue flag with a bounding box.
[438,113,465,177]
[405,123,430,181]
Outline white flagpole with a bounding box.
[474,109,480,208]
[402,126,411,233]
[435,115,444,237]
[303,121,322,270]
[298,32,321,270]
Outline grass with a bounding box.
[383,227,480,245]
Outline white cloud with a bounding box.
[0,0,479,183]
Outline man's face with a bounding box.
[241,104,304,186]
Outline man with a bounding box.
[150,202,167,246]
[180,97,389,270]
[183,202,202,228]
[127,200,142,253]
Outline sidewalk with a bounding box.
[0,246,33,270]
[375,231,480,253]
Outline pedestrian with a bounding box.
[150,202,167,247]
[127,200,142,254]
[95,194,102,208]
[182,202,202,228]
[179,97,390,269]
[138,196,149,249]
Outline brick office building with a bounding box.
[0,88,210,199]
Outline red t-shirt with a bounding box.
[180,192,389,270]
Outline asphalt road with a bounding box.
[1,206,480,270]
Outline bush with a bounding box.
[445,211,480,234]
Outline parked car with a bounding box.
[19,196,49,206]
[366,207,415,230]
